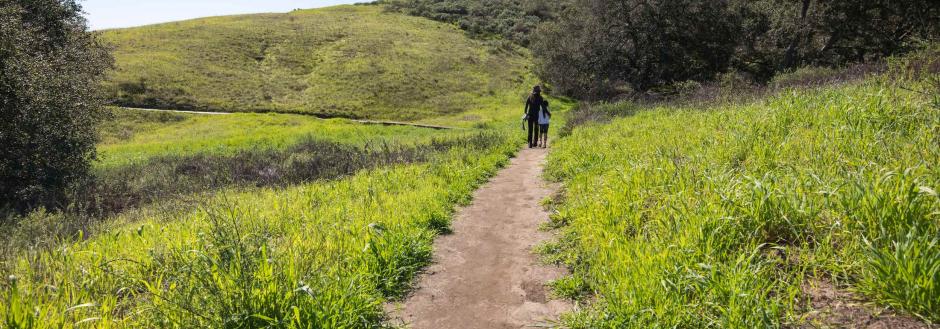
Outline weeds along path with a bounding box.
[388,148,571,328]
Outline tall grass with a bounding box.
[1,126,519,327]
[546,52,939,327]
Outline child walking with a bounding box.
[537,101,551,148]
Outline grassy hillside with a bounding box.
[546,53,939,327]
[101,5,531,120]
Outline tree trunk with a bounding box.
[783,0,812,70]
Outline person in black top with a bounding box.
[524,86,549,148]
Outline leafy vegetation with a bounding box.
[0,0,112,213]
[545,51,939,326]
[100,5,530,120]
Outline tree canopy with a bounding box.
[533,0,939,98]
[387,0,938,98]
[0,0,112,212]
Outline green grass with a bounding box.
[546,56,939,326]
[2,126,520,328]
[100,5,531,121]
[96,109,447,169]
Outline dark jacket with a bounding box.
[524,95,549,121]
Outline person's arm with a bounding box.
[522,99,528,130]
[544,100,551,118]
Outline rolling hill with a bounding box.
[100,4,532,120]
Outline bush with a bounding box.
[0,0,112,213]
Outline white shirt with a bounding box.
[538,107,550,125]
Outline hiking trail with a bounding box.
[387,148,572,328]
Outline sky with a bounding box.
[82,0,363,30]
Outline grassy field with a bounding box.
[97,109,449,169]
[2,121,520,328]
[545,53,939,327]
[100,5,531,120]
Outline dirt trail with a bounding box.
[388,148,572,329]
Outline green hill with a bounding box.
[100,5,531,120]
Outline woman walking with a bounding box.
[524,86,548,148]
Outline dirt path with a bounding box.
[388,148,572,329]
[118,107,457,130]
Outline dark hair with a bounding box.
[529,87,544,104]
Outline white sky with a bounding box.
[82,0,364,30]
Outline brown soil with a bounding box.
[387,148,572,328]
[800,280,935,329]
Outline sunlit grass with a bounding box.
[2,125,520,328]
[547,57,939,326]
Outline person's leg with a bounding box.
[534,121,541,147]
[540,125,549,147]
[527,120,538,147]
[536,126,542,147]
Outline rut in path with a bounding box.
[388,148,572,329]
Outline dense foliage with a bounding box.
[379,0,562,46]
[532,0,938,98]
[532,0,739,98]
[731,0,940,80]
[0,0,112,212]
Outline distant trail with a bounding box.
[118,107,459,130]
[388,148,572,329]
[121,107,230,115]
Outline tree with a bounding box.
[731,0,940,81]
[533,0,938,98]
[532,0,740,99]
[0,0,112,213]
